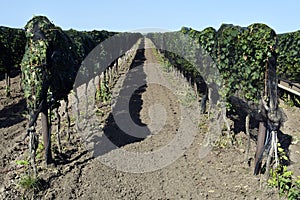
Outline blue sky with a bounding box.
[1,0,299,33]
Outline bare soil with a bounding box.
[0,38,299,199]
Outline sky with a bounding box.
[1,0,300,34]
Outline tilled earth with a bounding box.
[1,38,299,199]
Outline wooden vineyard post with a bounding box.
[254,121,267,175]
[55,107,62,153]
[91,77,96,109]
[194,81,199,103]
[64,98,71,141]
[116,59,119,75]
[41,109,52,165]
[5,70,11,97]
[245,114,251,162]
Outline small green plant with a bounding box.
[282,93,295,107]
[19,174,41,191]
[36,142,44,160]
[96,81,112,104]
[288,179,300,200]
[95,108,104,117]
[16,160,29,166]
[5,85,10,97]
[268,165,300,199]
[234,135,244,148]
[177,90,197,107]
[268,144,300,199]
[198,120,207,130]
[162,61,172,72]
[16,160,40,191]
[152,48,171,72]
[69,115,76,125]
[151,48,162,61]
[16,159,44,192]
[214,132,234,149]
[16,158,30,172]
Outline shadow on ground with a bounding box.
[0,98,26,128]
[90,40,152,157]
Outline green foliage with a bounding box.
[147,30,205,92]
[215,24,242,101]
[21,15,142,117]
[21,35,49,110]
[0,26,26,72]
[161,58,172,72]
[36,143,44,160]
[16,158,43,192]
[65,29,97,60]
[269,166,300,199]
[16,160,29,166]
[268,144,300,199]
[149,23,277,109]
[88,30,117,44]
[205,23,276,104]
[281,93,296,107]
[277,31,300,106]
[277,30,300,83]
[214,134,234,149]
[235,24,277,103]
[96,80,111,103]
[0,26,26,96]
[197,27,216,55]
[95,108,104,117]
[18,174,42,191]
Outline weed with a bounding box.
[95,81,112,104]
[198,121,207,130]
[69,115,76,124]
[19,174,41,191]
[36,143,44,161]
[16,160,29,166]
[95,108,104,117]
[214,134,233,149]
[269,166,300,199]
[281,93,299,107]
[268,144,300,199]
[16,159,38,192]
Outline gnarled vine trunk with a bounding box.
[254,121,267,175]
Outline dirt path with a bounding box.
[41,38,278,199]
[1,38,300,199]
